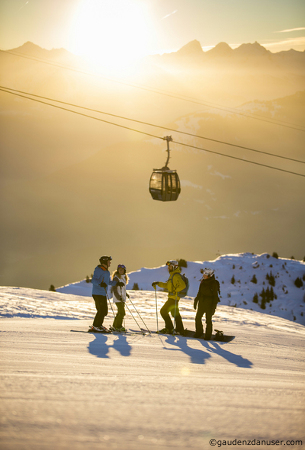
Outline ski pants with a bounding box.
[113,302,126,329]
[92,295,108,327]
[160,298,184,333]
[195,298,214,338]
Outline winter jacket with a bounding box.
[91,265,117,296]
[112,275,127,304]
[155,267,186,301]
[194,275,220,310]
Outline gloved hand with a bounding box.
[126,293,130,298]
[194,298,199,310]
[116,282,124,287]
[118,296,123,302]
[152,282,158,289]
[100,282,107,288]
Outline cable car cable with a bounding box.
[1,49,304,132]
[0,87,162,141]
[171,139,305,178]
[1,85,304,165]
[0,87,304,179]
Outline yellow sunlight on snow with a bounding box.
[70,0,152,73]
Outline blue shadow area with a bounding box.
[159,335,252,368]
[203,340,253,368]
[161,335,211,365]
[88,333,132,359]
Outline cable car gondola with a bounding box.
[149,136,181,202]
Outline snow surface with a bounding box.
[57,253,305,326]
[0,269,305,449]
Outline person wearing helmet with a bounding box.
[110,264,129,332]
[152,260,186,335]
[90,256,124,332]
[193,268,220,339]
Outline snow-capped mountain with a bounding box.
[57,253,305,326]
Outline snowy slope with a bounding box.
[0,286,304,449]
[57,253,305,326]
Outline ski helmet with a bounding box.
[166,260,179,269]
[201,268,214,277]
[99,255,112,264]
[117,264,126,273]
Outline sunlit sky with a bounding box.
[0,0,304,67]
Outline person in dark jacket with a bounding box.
[194,268,220,339]
[90,256,124,332]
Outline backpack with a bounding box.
[173,273,189,298]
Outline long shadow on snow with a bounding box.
[161,335,211,365]
[202,341,253,368]
[88,333,132,358]
[161,335,252,368]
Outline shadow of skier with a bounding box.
[202,341,253,368]
[162,335,211,365]
[112,334,132,357]
[88,333,132,359]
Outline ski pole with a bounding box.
[155,288,159,333]
[105,288,115,318]
[125,302,144,333]
[128,295,151,334]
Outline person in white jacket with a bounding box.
[110,264,129,332]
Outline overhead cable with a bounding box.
[0,86,304,179]
[1,86,304,165]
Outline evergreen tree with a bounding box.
[253,293,259,304]
[250,274,257,284]
[132,282,140,290]
[231,275,235,284]
[294,277,303,288]
[266,271,275,287]
[259,288,266,309]
[49,285,56,292]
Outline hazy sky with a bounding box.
[0,0,304,63]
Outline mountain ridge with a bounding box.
[4,39,305,61]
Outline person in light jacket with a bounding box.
[152,260,186,335]
[90,256,124,332]
[110,264,129,332]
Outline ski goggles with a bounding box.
[100,256,112,262]
[117,264,126,270]
[201,268,214,276]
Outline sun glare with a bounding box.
[69,0,152,73]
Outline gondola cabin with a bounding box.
[149,135,181,202]
[149,168,181,201]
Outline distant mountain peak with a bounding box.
[177,40,204,57]
[207,42,233,56]
[8,41,75,60]
[235,41,270,55]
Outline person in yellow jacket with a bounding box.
[152,260,186,335]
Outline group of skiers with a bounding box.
[90,256,220,339]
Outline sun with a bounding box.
[69,0,153,72]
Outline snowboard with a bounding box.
[183,329,235,342]
[128,328,234,342]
